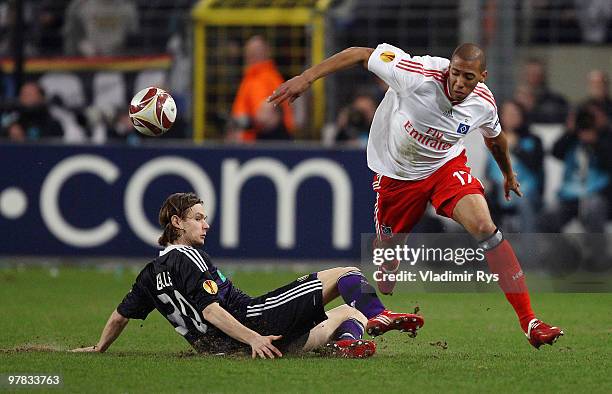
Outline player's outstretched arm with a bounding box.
[70,309,129,353]
[267,47,374,106]
[484,132,523,200]
[203,302,282,359]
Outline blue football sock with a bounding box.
[337,271,385,319]
[333,318,365,340]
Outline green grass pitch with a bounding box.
[1,266,610,393]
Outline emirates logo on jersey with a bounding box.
[404,120,453,151]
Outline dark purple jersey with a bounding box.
[117,245,251,351]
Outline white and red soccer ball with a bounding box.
[129,87,176,136]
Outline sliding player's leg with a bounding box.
[316,267,424,337]
[302,305,375,358]
[452,193,564,348]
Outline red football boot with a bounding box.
[324,339,376,358]
[366,310,424,337]
[376,259,400,295]
[526,318,564,349]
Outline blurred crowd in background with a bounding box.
[0,0,611,233]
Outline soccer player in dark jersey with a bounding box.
[72,192,423,358]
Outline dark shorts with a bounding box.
[189,273,327,355]
[242,273,327,352]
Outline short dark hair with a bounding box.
[158,192,203,246]
[451,43,486,71]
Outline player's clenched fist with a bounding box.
[248,334,283,359]
[267,75,311,106]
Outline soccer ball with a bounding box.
[129,87,176,136]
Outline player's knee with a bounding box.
[473,219,496,238]
[336,266,361,280]
[344,305,367,325]
[335,304,363,321]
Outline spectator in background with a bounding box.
[513,83,543,128]
[579,101,612,217]
[32,0,69,56]
[543,104,611,233]
[322,93,376,147]
[63,0,139,56]
[228,35,294,142]
[107,112,142,145]
[252,102,291,141]
[585,70,612,119]
[0,1,38,56]
[522,58,569,124]
[575,0,612,44]
[487,101,544,232]
[513,84,536,122]
[486,101,544,233]
[1,81,64,142]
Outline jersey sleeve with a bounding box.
[117,279,155,320]
[478,106,502,138]
[178,249,220,313]
[367,43,430,94]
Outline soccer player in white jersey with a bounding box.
[268,43,563,349]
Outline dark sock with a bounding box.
[337,271,385,319]
[333,318,365,340]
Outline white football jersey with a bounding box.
[366,43,501,180]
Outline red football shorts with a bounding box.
[373,151,484,238]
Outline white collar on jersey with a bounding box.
[159,243,194,256]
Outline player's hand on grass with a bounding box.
[70,345,100,353]
[504,173,523,201]
[249,334,283,359]
[268,75,311,106]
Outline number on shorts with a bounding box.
[452,170,473,186]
